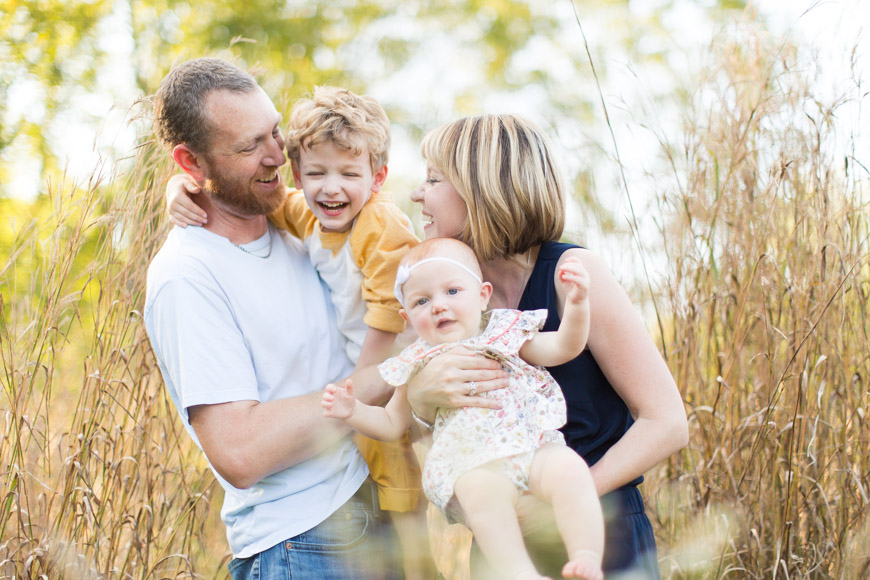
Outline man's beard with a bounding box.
[203,164,284,217]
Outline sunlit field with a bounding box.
[2,15,868,580]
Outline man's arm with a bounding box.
[147,274,393,491]
[189,364,391,489]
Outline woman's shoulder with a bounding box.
[537,241,581,262]
[542,243,609,276]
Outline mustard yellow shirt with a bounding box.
[269,189,423,511]
[269,189,419,335]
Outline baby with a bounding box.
[321,237,604,580]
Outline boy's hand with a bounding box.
[166,174,208,227]
[321,379,358,420]
[558,257,590,305]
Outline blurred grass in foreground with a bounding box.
[644,18,870,580]
[1,135,228,578]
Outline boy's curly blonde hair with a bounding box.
[285,86,391,172]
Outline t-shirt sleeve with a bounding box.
[350,200,420,334]
[267,188,316,240]
[147,276,260,422]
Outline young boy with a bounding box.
[167,86,430,579]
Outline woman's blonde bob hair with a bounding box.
[419,114,566,262]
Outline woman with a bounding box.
[404,114,688,578]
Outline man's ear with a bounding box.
[172,144,206,182]
[291,160,303,189]
[371,165,388,193]
[480,281,493,310]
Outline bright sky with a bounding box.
[6,0,867,204]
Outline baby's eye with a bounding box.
[414,297,429,307]
[447,288,460,295]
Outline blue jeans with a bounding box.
[227,481,403,580]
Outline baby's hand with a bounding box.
[321,379,358,420]
[166,174,207,227]
[558,257,590,304]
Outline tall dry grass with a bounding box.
[1,16,868,580]
[643,21,870,580]
[0,132,229,578]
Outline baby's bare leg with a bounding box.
[454,466,548,580]
[527,444,604,580]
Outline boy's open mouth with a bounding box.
[319,201,349,214]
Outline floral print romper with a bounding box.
[378,309,567,523]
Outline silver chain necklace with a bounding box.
[232,230,272,259]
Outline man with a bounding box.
[144,57,401,580]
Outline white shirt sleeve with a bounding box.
[147,275,259,421]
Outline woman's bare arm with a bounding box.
[561,248,688,495]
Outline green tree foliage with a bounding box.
[1,0,751,204]
[0,0,113,192]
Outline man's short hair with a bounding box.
[153,57,258,153]
[284,86,391,172]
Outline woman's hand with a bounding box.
[166,174,208,227]
[405,346,509,422]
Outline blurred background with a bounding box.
[1,1,868,578]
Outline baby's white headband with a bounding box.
[394,257,483,307]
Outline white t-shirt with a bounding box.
[144,224,365,558]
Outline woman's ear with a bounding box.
[480,281,493,310]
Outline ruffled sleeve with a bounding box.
[378,339,446,386]
[481,309,549,355]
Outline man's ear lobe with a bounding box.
[173,144,206,181]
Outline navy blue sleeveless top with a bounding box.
[519,241,641,487]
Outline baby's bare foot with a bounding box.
[562,549,603,580]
